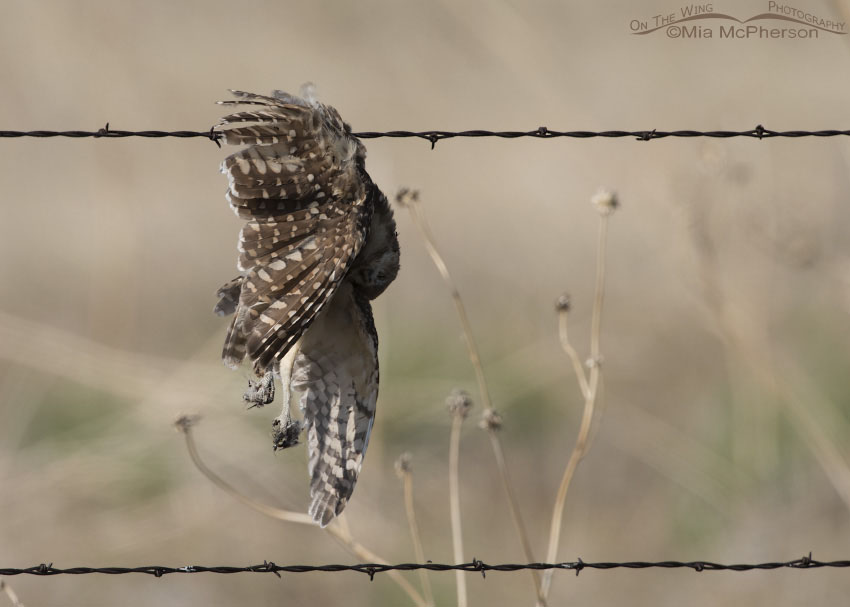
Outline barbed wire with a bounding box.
[2,554,847,580]
[0,127,218,142]
[2,125,850,149]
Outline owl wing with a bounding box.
[215,90,372,375]
[290,281,379,527]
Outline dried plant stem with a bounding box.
[176,417,427,607]
[485,429,545,605]
[589,218,608,365]
[558,311,591,400]
[177,416,313,524]
[448,413,467,607]
[406,198,472,607]
[0,579,24,607]
[407,201,492,412]
[541,214,610,600]
[398,465,435,607]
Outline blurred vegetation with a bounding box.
[3,1,850,606]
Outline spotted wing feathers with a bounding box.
[214,90,371,375]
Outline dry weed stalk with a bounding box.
[175,416,427,607]
[479,409,545,605]
[0,579,25,607]
[446,389,473,607]
[541,189,617,600]
[398,188,543,604]
[397,189,492,411]
[395,454,435,607]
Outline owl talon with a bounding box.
[243,371,275,408]
[272,416,303,450]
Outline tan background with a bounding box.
[3,0,850,605]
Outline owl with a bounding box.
[212,89,400,526]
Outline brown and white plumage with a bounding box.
[213,88,399,526]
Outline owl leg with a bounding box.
[243,371,275,408]
[272,341,303,450]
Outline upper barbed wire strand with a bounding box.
[2,126,850,149]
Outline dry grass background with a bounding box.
[3,0,850,605]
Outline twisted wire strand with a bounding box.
[2,125,850,149]
[2,554,846,579]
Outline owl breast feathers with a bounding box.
[213,89,400,526]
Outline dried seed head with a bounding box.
[446,388,473,419]
[395,187,420,208]
[174,414,201,433]
[585,354,604,369]
[394,452,413,478]
[591,188,619,216]
[555,293,571,312]
[478,408,503,431]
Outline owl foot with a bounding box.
[272,415,303,450]
[243,371,275,408]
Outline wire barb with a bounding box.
[474,559,486,579]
